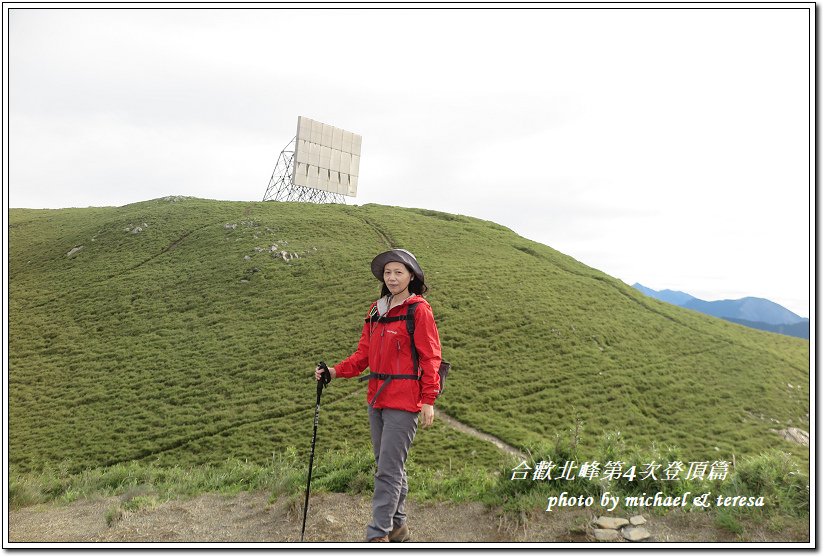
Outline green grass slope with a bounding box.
[9,197,809,477]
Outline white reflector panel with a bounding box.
[309,142,320,166]
[330,149,341,173]
[310,120,323,144]
[332,127,342,150]
[293,162,307,187]
[295,140,309,164]
[341,130,353,153]
[294,116,361,197]
[320,145,332,169]
[309,165,319,188]
[322,124,333,147]
[298,117,311,141]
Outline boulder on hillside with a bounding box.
[772,427,809,446]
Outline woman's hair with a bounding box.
[380,264,428,297]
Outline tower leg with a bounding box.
[263,136,347,204]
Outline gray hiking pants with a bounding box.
[366,406,419,540]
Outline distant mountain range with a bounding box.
[632,283,809,340]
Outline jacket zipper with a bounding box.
[378,321,387,375]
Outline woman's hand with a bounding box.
[420,404,434,428]
[315,365,336,382]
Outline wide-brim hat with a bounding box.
[371,248,425,283]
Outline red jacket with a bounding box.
[334,294,442,412]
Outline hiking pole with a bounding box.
[301,361,331,542]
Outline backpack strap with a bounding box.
[406,303,420,375]
[358,372,421,406]
[365,314,409,324]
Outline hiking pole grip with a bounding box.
[317,361,331,392]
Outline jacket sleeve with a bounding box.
[333,305,374,379]
[414,302,442,405]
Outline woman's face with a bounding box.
[383,262,413,296]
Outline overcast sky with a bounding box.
[6,5,813,317]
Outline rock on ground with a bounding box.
[592,528,621,542]
[622,526,651,541]
[594,516,629,530]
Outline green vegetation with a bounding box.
[9,197,809,519]
[10,456,293,510]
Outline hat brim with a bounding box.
[371,250,425,283]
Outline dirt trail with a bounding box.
[435,409,527,461]
[9,491,808,544]
[8,492,512,543]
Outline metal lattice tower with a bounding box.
[262,137,346,204]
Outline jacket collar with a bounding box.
[376,293,421,316]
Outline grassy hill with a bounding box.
[9,197,810,480]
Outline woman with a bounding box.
[314,248,442,542]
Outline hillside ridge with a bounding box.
[9,197,809,479]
